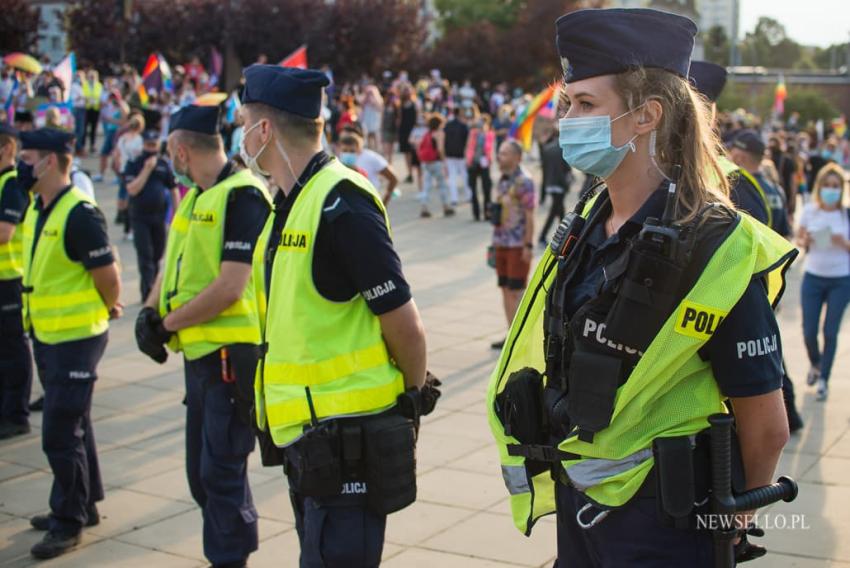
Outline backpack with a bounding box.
[417,131,440,163]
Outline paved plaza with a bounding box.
[1,154,849,567]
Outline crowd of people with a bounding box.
[2,29,850,565]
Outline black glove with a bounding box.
[735,523,766,563]
[420,371,442,416]
[397,372,443,420]
[135,307,171,364]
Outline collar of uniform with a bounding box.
[585,183,668,251]
[274,150,333,211]
[213,161,234,186]
[34,184,73,214]
[0,165,14,177]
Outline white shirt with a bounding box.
[355,149,389,189]
[116,133,144,171]
[70,82,86,109]
[71,162,96,202]
[799,202,850,278]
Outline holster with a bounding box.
[495,367,547,445]
[285,421,344,498]
[566,350,621,443]
[652,435,697,529]
[226,343,261,426]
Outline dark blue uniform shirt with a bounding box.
[563,187,784,398]
[265,151,411,316]
[0,166,29,304]
[122,152,175,219]
[753,172,792,237]
[729,174,769,226]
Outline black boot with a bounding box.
[30,531,81,559]
[31,505,100,531]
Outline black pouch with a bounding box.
[489,202,503,226]
[494,367,546,444]
[362,412,417,515]
[604,248,684,351]
[567,350,622,443]
[286,422,343,498]
[257,426,284,467]
[653,436,696,528]
[227,343,261,426]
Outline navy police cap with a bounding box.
[20,128,74,154]
[689,61,727,102]
[0,123,18,138]
[169,105,220,136]
[732,129,766,157]
[241,64,330,119]
[556,8,697,83]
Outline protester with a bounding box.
[360,83,384,150]
[381,89,400,162]
[338,129,399,205]
[94,91,127,182]
[466,114,495,221]
[537,123,572,245]
[796,163,850,402]
[115,114,146,238]
[417,113,453,218]
[490,139,535,349]
[398,86,420,183]
[443,110,470,207]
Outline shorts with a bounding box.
[495,246,530,290]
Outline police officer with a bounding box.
[134,105,270,568]
[123,129,177,302]
[689,61,772,225]
[0,123,33,440]
[240,65,432,567]
[690,62,805,433]
[487,9,797,566]
[18,128,120,559]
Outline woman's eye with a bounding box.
[579,101,593,111]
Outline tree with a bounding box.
[739,17,801,68]
[434,0,524,31]
[0,0,41,54]
[813,43,850,70]
[66,0,126,71]
[703,25,729,67]
[784,89,839,124]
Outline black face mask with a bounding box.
[142,150,157,160]
[16,161,37,192]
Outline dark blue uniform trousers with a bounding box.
[184,352,258,565]
[33,333,106,535]
[130,214,166,302]
[289,486,386,568]
[554,480,713,568]
[0,281,33,426]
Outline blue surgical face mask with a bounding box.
[340,152,358,167]
[821,186,842,206]
[558,107,639,178]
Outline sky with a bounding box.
[739,0,850,47]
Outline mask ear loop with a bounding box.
[649,130,671,181]
[275,138,302,189]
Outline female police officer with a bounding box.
[487,8,797,566]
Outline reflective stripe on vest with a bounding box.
[22,187,109,344]
[158,169,270,360]
[255,160,405,448]
[737,168,773,228]
[0,171,24,280]
[486,197,798,534]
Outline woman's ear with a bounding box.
[635,99,663,135]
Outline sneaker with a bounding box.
[816,379,829,402]
[443,207,456,217]
[30,530,81,559]
[29,396,44,412]
[31,506,99,532]
[0,421,30,440]
[787,410,804,434]
[404,175,413,184]
[420,209,432,218]
[491,338,505,350]
[92,174,104,183]
[806,366,821,386]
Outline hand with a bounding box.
[134,307,171,364]
[396,372,442,420]
[109,301,124,320]
[734,523,766,563]
[797,230,812,248]
[143,155,158,171]
[521,246,532,264]
[831,233,848,249]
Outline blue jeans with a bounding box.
[73,108,87,152]
[801,272,850,382]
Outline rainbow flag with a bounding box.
[773,75,787,115]
[510,83,559,150]
[137,53,173,107]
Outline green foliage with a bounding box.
[784,89,839,124]
[0,0,41,54]
[703,25,729,67]
[739,17,801,68]
[813,43,850,70]
[434,0,525,31]
[716,81,749,113]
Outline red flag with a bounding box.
[279,45,308,69]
